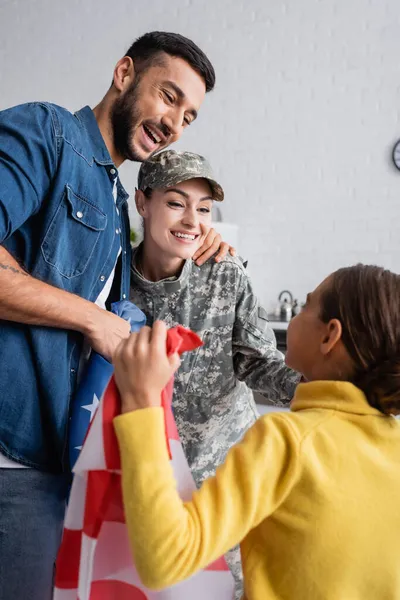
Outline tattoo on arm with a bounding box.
[0,263,29,277]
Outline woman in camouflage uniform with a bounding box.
[130,149,300,597]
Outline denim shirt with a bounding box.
[0,103,131,472]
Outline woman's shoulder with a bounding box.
[190,255,250,301]
[197,253,248,278]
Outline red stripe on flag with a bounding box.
[163,390,180,442]
[102,474,125,523]
[162,326,203,457]
[161,379,176,459]
[102,377,121,470]
[54,528,82,589]
[102,327,202,469]
[83,471,125,538]
[206,555,231,571]
[166,326,202,356]
[90,580,149,599]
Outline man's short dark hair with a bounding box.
[124,31,215,92]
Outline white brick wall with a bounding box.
[1,0,400,308]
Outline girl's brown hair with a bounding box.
[319,264,400,414]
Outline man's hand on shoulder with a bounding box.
[193,225,236,266]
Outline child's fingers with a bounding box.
[150,320,168,355]
[151,322,180,374]
[114,331,137,365]
[168,351,181,373]
[135,326,152,357]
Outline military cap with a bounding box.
[138,150,224,201]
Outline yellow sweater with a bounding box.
[114,381,400,600]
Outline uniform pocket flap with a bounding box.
[66,186,107,231]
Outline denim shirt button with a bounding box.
[76,211,83,219]
[122,293,126,299]
[110,168,116,175]
[100,275,105,282]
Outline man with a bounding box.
[0,31,229,600]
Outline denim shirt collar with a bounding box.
[74,106,129,204]
[74,106,114,166]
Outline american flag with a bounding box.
[54,325,235,599]
[68,302,147,468]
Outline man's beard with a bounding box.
[110,79,170,163]
[110,80,143,162]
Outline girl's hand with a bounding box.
[112,321,181,413]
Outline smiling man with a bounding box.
[95,36,207,163]
[0,32,229,600]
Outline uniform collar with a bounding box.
[130,244,193,295]
[291,380,386,417]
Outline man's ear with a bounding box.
[135,189,147,217]
[320,318,343,356]
[112,56,135,92]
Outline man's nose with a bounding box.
[161,110,183,140]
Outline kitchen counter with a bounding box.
[267,318,290,331]
[267,315,291,353]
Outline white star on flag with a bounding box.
[82,393,100,422]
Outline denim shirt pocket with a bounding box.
[41,185,107,278]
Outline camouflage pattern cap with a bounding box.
[138,150,224,201]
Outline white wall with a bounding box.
[1,0,400,309]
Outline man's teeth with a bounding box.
[144,125,161,144]
[173,232,196,240]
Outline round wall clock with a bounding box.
[393,139,400,171]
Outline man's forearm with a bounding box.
[0,245,99,335]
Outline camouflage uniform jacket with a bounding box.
[130,247,299,486]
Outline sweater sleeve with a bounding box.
[114,408,300,590]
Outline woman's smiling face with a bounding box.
[136,177,214,261]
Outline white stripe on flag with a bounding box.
[90,521,235,599]
[53,589,78,600]
[169,439,197,501]
[63,472,88,530]
[78,534,97,600]
[91,521,133,580]
[74,391,107,473]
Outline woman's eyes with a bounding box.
[167,202,211,214]
[167,201,184,208]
